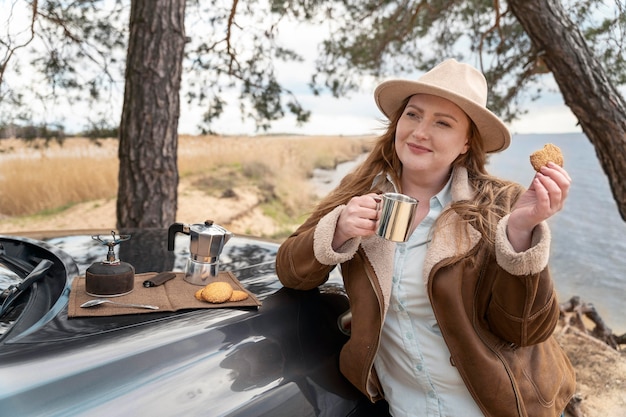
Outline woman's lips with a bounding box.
[407,143,431,154]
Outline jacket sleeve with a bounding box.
[487,213,561,346]
[276,205,361,290]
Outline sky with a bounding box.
[3,4,601,137]
[56,56,582,137]
[184,77,582,137]
[177,19,584,137]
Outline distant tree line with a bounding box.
[0,123,65,141]
[0,122,118,141]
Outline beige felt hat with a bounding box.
[374,59,511,153]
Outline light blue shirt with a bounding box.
[374,178,485,417]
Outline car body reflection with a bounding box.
[0,229,389,416]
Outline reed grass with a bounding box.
[0,135,375,225]
[177,134,374,219]
[0,157,118,216]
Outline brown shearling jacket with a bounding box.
[276,167,576,417]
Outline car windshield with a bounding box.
[0,263,20,287]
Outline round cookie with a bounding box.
[194,288,204,301]
[229,290,249,302]
[529,143,564,172]
[201,282,233,304]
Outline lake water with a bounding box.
[313,132,626,334]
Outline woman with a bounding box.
[276,59,576,416]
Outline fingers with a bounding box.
[338,194,381,238]
[534,163,571,213]
[546,161,572,182]
[510,162,572,235]
[345,194,378,216]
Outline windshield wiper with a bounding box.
[0,249,34,276]
[0,259,54,317]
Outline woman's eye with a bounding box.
[436,120,451,128]
[406,111,420,119]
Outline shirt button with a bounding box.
[428,390,436,399]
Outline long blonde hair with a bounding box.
[307,96,522,248]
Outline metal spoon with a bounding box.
[80,299,159,310]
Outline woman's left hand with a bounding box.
[507,162,572,251]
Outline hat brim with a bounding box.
[375,80,511,153]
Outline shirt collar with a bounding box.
[433,173,453,208]
[372,172,398,193]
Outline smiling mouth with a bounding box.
[408,143,431,152]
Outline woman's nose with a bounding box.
[410,122,429,139]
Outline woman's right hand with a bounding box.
[332,193,380,250]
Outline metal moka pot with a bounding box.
[167,220,233,285]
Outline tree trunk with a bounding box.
[117,0,186,228]
[508,0,626,221]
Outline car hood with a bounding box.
[0,229,366,417]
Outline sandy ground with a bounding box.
[0,178,282,238]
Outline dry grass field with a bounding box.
[0,134,375,238]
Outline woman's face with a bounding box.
[394,94,470,180]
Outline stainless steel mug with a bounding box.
[376,193,418,242]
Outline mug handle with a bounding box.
[373,195,382,212]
